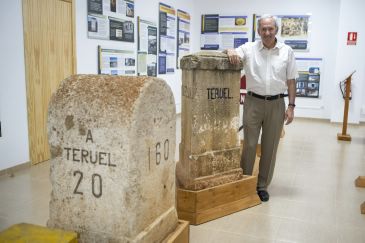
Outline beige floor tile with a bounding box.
[0,197,49,231]
[189,226,229,243]
[271,172,296,188]
[284,184,337,203]
[222,213,281,240]
[268,185,295,201]
[293,173,339,189]
[190,225,277,243]
[336,185,365,205]
[243,198,289,217]
[337,226,365,243]
[336,200,365,230]
[275,218,338,243]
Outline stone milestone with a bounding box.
[47,75,177,243]
[177,51,244,190]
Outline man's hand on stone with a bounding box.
[226,49,241,65]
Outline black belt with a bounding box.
[247,91,285,100]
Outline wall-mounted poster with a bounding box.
[295,58,322,98]
[201,14,249,50]
[253,14,311,51]
[137,17,157,76]
[109,17,134,42]
[158,2,176,74]
[98,46,136,75]
[87,0,135,42]
[88,14,109,39]
[219,15,249,50]
[177,9,190,69]
[200,14,219,50]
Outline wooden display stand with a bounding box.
[176,141,262,225]
[164,220,190,243]
[177,175,261,225]
[337,71,355,141]
[355,176,365,214]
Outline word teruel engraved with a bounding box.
[63,147,116,167]
[61,130,110,199]
[207,87,233,100]
[182,85,196,99]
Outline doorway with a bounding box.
[22,0,76,164]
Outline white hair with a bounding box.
[258,14,279,30]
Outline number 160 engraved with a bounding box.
[148,139,169,170]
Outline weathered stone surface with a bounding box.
[177,52,243,190]
[47,74,177,243]
[180,51,243,70]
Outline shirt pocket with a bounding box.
[272,58,287,81]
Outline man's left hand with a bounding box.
[285,106,294,125]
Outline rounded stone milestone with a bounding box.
[47,74,177,242]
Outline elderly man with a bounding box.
[225,15,298,201]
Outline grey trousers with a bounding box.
[241,94,285,190]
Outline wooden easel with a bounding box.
[337,72,363,213]
[337,71,355,141]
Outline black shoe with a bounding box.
[257,190,269,202]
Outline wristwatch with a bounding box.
[288,103,296,108]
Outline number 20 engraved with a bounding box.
[73,170,102,198]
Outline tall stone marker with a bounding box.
[176,52,261,224]
[47,75,178,242]
[177,51,243,190]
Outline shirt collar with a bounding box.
[258,38,283,51]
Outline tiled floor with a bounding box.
[0,117,364,242]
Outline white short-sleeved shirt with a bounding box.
[235,40,298,96]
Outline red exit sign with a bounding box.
[347,32,357,45]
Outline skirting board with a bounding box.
[177,175,261,225]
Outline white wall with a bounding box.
[331,0,365,123]
[76,0,196,113]
[0,0,364,170]
[0,0,30,171]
